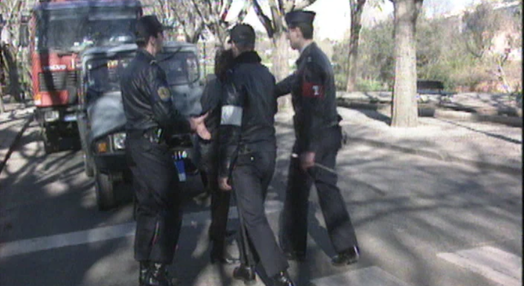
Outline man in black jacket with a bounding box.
[121,15,209,286]
[276,10,360,267]
[197,48,238,264]
[218,23,294,286]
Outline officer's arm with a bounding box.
[300,62,326,152]
[145,64,190,132]
[218,77,245,178]
[275,73,295,98]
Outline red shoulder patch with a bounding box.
[302,81,325,98]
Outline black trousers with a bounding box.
[232,143,288,278]
[203,170,231,253]
[280,126,358,255]
[127,136,183,264]
[198,139,232,253]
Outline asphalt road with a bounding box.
[0,119,521,286]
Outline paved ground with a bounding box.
[0,98,521,286]
[0,102,33,174]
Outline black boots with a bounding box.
[232,264,256,285]
[272,271,295,286]
[331,246,360,267]
[139,261,149,285]
[140,263,173,286]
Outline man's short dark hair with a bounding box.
[293,23,314,40]
[234,42,255,52]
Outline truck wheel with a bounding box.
[95,170,118,210]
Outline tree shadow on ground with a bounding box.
[271,113,522,286]
[435,117,522,144]
[1,111,522,286]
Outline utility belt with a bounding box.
[128,127,164,144]
[237,141,275,155]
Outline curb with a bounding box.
[433,109,522,127]
[346,136,522,175]
[0,113,34,175]
[337,99,523,127]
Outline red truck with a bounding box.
[28,0,142,153]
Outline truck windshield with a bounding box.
[36,9,87,50]
[36,6,138,51]
[158,51,200,86]
[86,55,133,94]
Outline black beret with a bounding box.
[228,24,256,45]
[285,10,316,27]
[136,15,171,43]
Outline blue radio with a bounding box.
[173,151,188,182]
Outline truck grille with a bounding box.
[38,71,77,92]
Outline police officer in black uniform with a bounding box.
[121,15,209,286]
[218,23,295,286]
[276,10,360,267]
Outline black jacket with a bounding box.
[275,42,340,152]
[218,51,277,178]
[197,75,222,174]
[121,49,190,136]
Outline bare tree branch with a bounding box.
[237,1,252,22]
[170,0,205,43]
[293,0,317,11]
[253,0,275,37]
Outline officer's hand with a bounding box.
[300,152,316,171]
[189,113,211,140]
[218,176,232,191]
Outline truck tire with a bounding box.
[95,169,118,210]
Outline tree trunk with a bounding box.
[272,32,292,109]
[346,0,366,92]
[391,0,420,127]
[1,44,22,103]
[346,33,359,91]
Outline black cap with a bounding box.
[135,15,170,43]
[228,24,256,45]
[285,10,316,27]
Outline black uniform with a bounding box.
[275,42,359,256]
[122,49,190,264]
[197,75,232,259]
[219,51,288,277]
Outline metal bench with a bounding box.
[417,80,454,103]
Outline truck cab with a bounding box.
[29,0,142,153]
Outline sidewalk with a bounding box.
[337,91,523,127]
[0,102,34,174]
[276,106,522,175]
